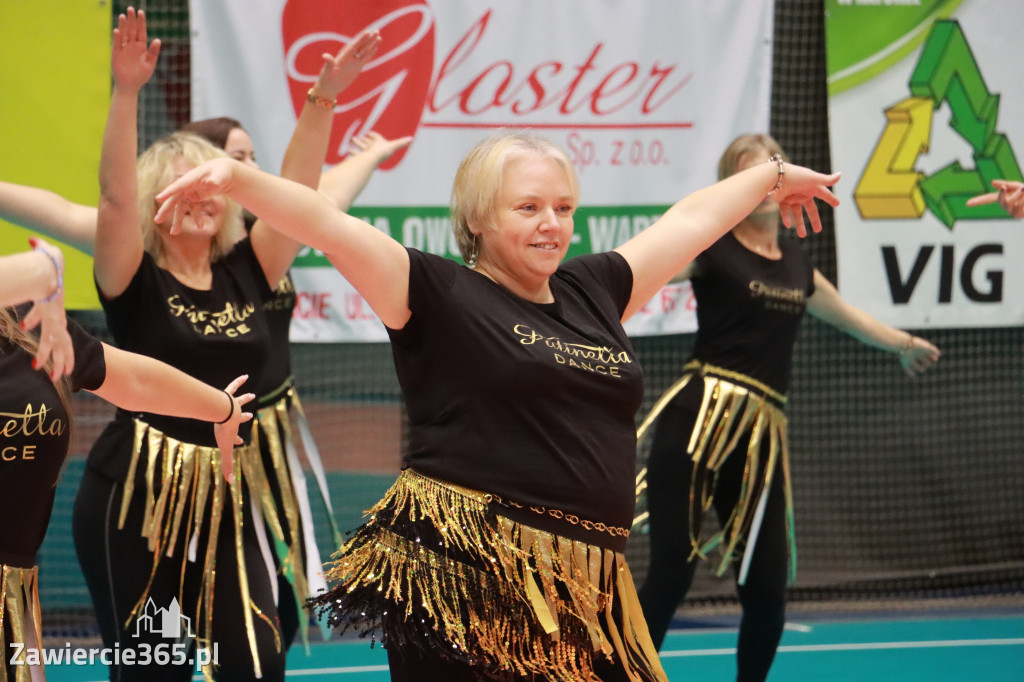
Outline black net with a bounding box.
[41,0,1024,645]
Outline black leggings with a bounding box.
[637,385,789,682]
[73,465,290,682]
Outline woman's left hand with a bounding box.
[773,165,842,238]
[899,336,941,377]
[155,158,238,235]
[310,28,382,102]
[213,375,255,483]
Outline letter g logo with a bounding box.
[281,0,435,168]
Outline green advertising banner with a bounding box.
[826,0,1024,328]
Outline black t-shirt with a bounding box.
[259,272,296,401]
[87,239,274,480]
[690,231,815,394]
[388,249,643,538]
[0,307,106,567]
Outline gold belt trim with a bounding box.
[117,419,278,680]
[0,565,41,682]
[321,469,667,681]
[486,492,630,539]
[634,364,797,585]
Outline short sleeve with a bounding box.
[67,318,106,392]
[557,251,634,318]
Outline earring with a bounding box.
[466,233,479,267]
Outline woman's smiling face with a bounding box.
[475,152,576,301]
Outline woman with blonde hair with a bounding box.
[635,133,940,681]
[69,9,383,680]
[0,238,251,682]
[154,121,841,679]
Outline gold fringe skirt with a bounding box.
[0,565,41,682]
[118,419,278,679]
[310,469,667,682]
[634,361,797,585]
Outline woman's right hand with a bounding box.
[21,238,74,381]
[111,7,161,92]
[772,164,842,238]
[155,158,239,235]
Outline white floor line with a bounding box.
[660,638,1024,658]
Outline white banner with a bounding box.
[827,0,1024,329]
[191,0,774,341]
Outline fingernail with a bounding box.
[31,359,37,369]
[29,238,38,248]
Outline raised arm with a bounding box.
[249,28,382,288]
[807,270,940,377]
[94,8,161,299]
[91,346,254,480]
[0,181,97,255]
[615,159,840,321]
[156,160,411,329]
[317,132,413,211]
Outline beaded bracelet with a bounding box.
[35,246,64,304]
[306,88,336,110]
[766,153,785,198]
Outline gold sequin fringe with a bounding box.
[634,361,797,585]
[0,565,41,682]
[117,419,278,680]
[314,469,666,682]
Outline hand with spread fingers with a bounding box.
[966,179,1024,218]
[19,238,74,381]
[308,28,382,105]
[111,7,161,92]
[213,375,256,483]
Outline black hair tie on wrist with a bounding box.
[216,390,235,424]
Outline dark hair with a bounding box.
[180,117,245,150]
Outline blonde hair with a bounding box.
[0,308,73,435]
[136,132,244,263]
[450,130,580,264]
[717,133,788,180]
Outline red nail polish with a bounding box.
[31,359,38,369]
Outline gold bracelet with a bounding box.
[766,153,785,197]
[306,88,335,110]
[899,333,915,356]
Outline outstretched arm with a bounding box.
[249,28,383,288]
[91,347,254,479]
[0,181,97,255]
[615,159,840,321]
[807,270,940,377]
[966,179,1024,218]
[94,8,162,299]
[317,132,413,211]
[156,160,411,329]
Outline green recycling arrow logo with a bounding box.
[854,20,1022,228]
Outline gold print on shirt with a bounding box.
[167,294,256,337]
[0,404,64,461]
[514,324,632,378]
[749,280,806,315]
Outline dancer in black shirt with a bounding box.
[636,134,940,682]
